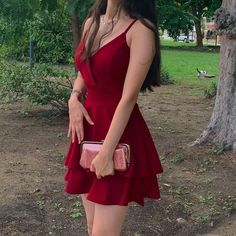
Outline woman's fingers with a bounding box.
[90,163,95,172]
[78,122,84,141]
[75,125,81,144]
[71,126,76,143]
[82,109,94,125]
[67,123,72,138]
[68,103,92,144]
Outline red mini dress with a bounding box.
[64,20,163,206]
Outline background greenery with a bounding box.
[0,0,221,110]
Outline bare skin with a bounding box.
[67,0,156,235]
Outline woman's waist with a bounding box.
[85,97,139,111]
[84,90,122,106]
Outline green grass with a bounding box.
[160,39,219,48]
[161,39,196,47]
[161,49,220,87]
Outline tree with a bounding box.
[190,0,236,152]
[205,0,222,17]
[157,0,194,40]
[192,0,212,47]
[157,0,222,46]
[182,0,213,47]
[66,0,93,48]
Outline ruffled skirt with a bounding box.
[64,104,163,206]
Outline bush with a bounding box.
[0,60,74,112]
[160,67,175,85]
[204,81,217,98]
[0,60,175,113]
[25,9,73,64]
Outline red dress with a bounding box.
[64,20,163,206]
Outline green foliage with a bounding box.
[0,60,73,112]
[157,1,194,40]
[0,0,94,63]
[160,67,175,85]
[199,193,214,204]
[0,0,41,59]
[204,81,217,98]
[212,142,231,155]
[157,0,222,46]
[66,0,93,24]
[25,8,72,63]
[173,154,185,164]
[70,200,83,218]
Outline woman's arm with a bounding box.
[67,17,95,143]
[69,71,87,101]
[68,71,94,143]
[101,21,156,155]
[90,21,156,177]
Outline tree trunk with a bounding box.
[191,4,203,47]
[190,0,236,152]
[71,3,80,72]
[71,3,80,49]
[194,17,203,47]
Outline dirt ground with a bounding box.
[0,84,235,236]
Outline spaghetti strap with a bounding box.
[123,19,137,34]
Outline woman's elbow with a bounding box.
[120,94,138,107]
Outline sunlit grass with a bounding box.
[161,49,220,88]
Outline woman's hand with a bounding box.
[90,152,115,179]
[67,94,94,143]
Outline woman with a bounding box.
[65,0,163,235]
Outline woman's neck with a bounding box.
[105,0,126,20]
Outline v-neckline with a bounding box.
[91,31,126,58]
[85,19,136,58]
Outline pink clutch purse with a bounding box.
[80,141,131,171]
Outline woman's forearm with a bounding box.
[73,72,86,92]
[101,96,138,157]
[70,72,87,100]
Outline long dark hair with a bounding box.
[81,0,161,91]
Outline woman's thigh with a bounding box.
[92,203,129,236]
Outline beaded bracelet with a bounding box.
[71,89,85,103]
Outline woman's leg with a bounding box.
[92,203,129,236]
[81,194,95,236]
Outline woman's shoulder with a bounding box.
[127,18,156,61]
[128,18,155,45]
[132,18,156,34]
[82,17,93,37]
[84,17,93,29]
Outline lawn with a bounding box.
[161,39,196,47]
[160,39,220,48]
[161,49,220,90]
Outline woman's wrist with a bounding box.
[100,142,117,159]
[70,89,85,103]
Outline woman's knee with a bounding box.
[91,204,128,236]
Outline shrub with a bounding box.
[0,60,74,113]
[25,9,73,64]
[160,67,175,85]
[0,60,175,113]
[204,81,217,99]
